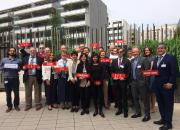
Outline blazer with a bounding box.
[152,53,179,88]
[22,55,44,84]
[111,57,131,81]
[131,56,151,84]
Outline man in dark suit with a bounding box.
[111,48,131,118]
[22,47,44,111]
[153,44,179,130]
[130,47,151,122]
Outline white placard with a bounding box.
[4,64,18,69]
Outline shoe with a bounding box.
[154,119,164,125]
[124,113,128,118]
[115,110,122,115]
[74,107,79,112]
[36,105,42,111]
[48,105,52,111]
[99,111,105,118]
[93,110,98,117]
[14,107,20,111]
[6,107,12,113]
[142,115,151,122]
[131,113,141,118]
[52,104,58,108]
[159,125,172,130]
[24,106,32,111]
[70,108,75,112]
[81,110,86,115]
[85,109,89,114]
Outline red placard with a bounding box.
[43,62,57,66]
[54,67,68,73]
[38,53,50,58]
[90,43,100,48]
[18,42,31,48]
[76,73,90,78]
[100,58,112,63]
[111,73,127,80]
[143,70,159,76]
[23,64,40,69]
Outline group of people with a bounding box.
[0,43,179,130]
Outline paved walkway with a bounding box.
[0,91,180,130]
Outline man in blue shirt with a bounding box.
[0,47,22,112]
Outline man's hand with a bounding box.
[163,83,173,90]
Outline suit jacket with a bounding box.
[111,57,131,82]
[131,56,151,84]
[22,55,44,84]
[152,53,179,88]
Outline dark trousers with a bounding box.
[92,84,104,111]
[52,79,58,104]
[4,78,20,108]
[155,86,174,127]
[131,80,150,116]
[70,82,80,107]
[44,79,55,105]
[57,78,70,103]
[114,80,128,114]
[80,87,90,110]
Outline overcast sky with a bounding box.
[0,0,179,25]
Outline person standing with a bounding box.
[0,47,22,112]
[67,51,80,112]
[143,47,156,113]
[99,51,111,109]
[153,44,179,130]
[130,47,151,122]
[22,47,43,111]
[111,48,131,118]
[42,53,57,110]
[90,53,105,118]
[56,53,70,109]
[76,54,91,115]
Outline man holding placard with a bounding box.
[0,47,22,112]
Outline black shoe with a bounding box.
[124,113,128,118]
[70,108,75,112]
[115,110,122,115]
[24,106,32,111]
[15,106,20,111]
[85,109,89,114]
[131,113,141,118]
[6,107,12,113]
[159,125,172,130]
[99,111,105,118]
[142,115,151,122]
[74,108,79,112]
[154,119,164,125]
[93,110,98,117]
[81,110,86,115]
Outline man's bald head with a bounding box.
[132,47,140,57]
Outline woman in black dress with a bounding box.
[90,53,105,117]
[76,54,91,115]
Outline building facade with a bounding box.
[0,0,108,54]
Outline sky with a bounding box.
[0,0,179,26]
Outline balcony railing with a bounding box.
[61,0,87,6]
[61,21,86,28]
[61,8,86,17]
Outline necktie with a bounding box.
[157,56,162,67]
[118,58,122,68]
[28,57,34,75]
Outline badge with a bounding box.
[120,65,124,68]
[4,81,8,84]
[161,64,166,68]
[137,65,141,69]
